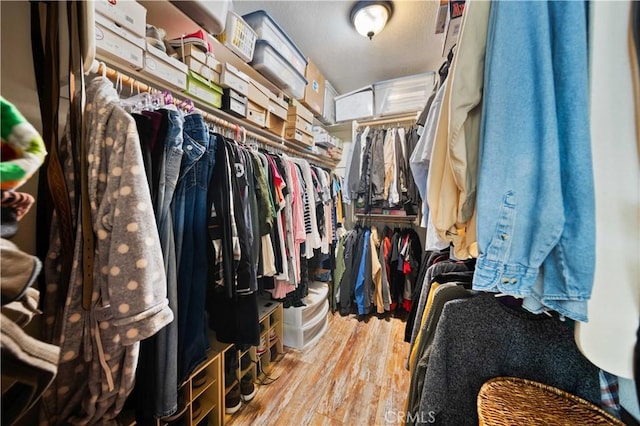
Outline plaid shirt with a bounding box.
[600,370,621,418]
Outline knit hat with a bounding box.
[0,97,47,190]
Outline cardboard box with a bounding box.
[247,101,267,127]
[266,112,286,138]
[94,0,147,38]
[248,80,271,110]
[183,57,221,85]
[287,99,314,124]
[95,14,144,70]
[220,63,250,96]
[286,114,313,136]
[284,127,313,147]
[301,59,325,116]
[174,45,222,71]
[222,88,247,117]
[143,43,188,91]
[186,72,223,108]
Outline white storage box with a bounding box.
[169,0,230,35]
[374,72,436,117]
[242,10,307,76]
[143,43,188,91]
[94,0,147,38]
[95,14,144,70]
[283,305,328,350]
[252,40,307,100]
[215,11,257,63]
[283,282,329,327]
[335,86,374,122]
[319,80,338,125]
[220,63,251,96]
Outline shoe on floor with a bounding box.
[240,373,256,402]
[167,29,211,53]
[225,384,242,414]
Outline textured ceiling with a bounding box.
[232,0,447,94]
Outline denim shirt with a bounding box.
[472,1,595,322]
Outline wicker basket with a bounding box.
[477,377,624,426]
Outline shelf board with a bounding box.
[192,377,216,401]
[192,395,216,425]
[224,379,238,396]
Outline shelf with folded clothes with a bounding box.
[89,59,340,170]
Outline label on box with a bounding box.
[221,66,250,96]
[229,98,247,117]
[247,104,266,127]
[144,44,188,90]
[95,23,144,70]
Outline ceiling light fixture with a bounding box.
[350,1,394,40]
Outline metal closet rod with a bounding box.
[355,112,419,128]
[92,62,338,169]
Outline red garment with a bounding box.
[402,298,412,313]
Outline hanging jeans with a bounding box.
[136,108,185,420]
[472,1,594,322]
[172,113,215,383]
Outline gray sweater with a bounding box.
[417,293,600,425]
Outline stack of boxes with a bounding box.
[94,0,147,71]
[220,63,250,117]
[93,1,341,161]
[285,100,314,147]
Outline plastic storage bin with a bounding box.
[215,11,257,62]
[251,40,307,100]
[242,10,308,76]
[283,306,328,350]
[283,282,329,328]
[374,72,435,116]
[170,0,230,35]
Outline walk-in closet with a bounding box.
[1,1,638,425]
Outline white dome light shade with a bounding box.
[350,1,394,40]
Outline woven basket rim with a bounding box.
[477,376,624,425]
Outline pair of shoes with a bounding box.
[145,25,167,52]
[256,335,267,356]
[240,373,256,402]
[192,370,207,388]
[166,29,212,53]
[269,328,277,341]
[225,384,242,414]
[191,400,202,420]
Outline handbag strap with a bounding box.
[67,1,94,310]
[31,1,75,309]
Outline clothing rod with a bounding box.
[354,113,419,128]
[91,61,339,169]
[354,213,418,223]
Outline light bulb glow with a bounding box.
[351,3,391,39]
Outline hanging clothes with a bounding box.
[42,77,173,424]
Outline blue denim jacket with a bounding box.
[472,1,595,322]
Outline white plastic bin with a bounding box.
[216,11,257,62]
[170,0,230,35]
[373,72,436,116]
[283,307,328,350]
[242,10,307,75]
[251,40,307,100]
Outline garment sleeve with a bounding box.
[96,117,173,346]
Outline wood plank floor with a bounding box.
[226,311,411,426]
